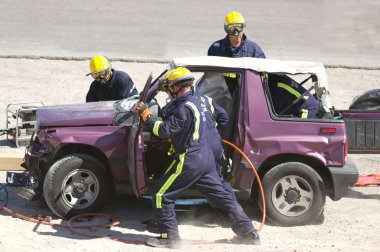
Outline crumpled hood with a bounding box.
[37,101,120,127]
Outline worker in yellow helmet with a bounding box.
[136,67,260,248]
[208,11,265,58]
[85,55,138,102]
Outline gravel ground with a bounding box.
[0,58,379,252]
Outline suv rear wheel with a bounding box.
[43,154,110,219]
[260,162,325,226]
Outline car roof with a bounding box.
[171,56,328,89]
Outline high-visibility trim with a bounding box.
[300,109,308,118]
[153,120,163,136]
[155,152,186,209]
[223,73,237,78]
[206,96,215,115]
[164,159,176,174]
[277,82,301,97]
[161,233,168,239]
[167,144,175,156]
[185,102,200,141]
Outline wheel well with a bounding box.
[53,144,109,168]
[52,144,114,191]
[251,154,334,201]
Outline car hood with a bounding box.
[37,101,119,127]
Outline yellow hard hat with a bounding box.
[86,55,112,82]
[167,67,194,88]
[159,69,176,92]
[224,11,246,35]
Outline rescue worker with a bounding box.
[86,55,138,102]
[208,11,266,58]
[268,74,320,118]
[137,67,260,248]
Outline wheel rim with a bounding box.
[271,175,313,217]
[61,169,100,209]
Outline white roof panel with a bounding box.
[171,56,328,89]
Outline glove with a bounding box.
[136,102,152,122]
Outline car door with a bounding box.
[126,74,153,196]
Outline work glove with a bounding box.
[136,102,153,123]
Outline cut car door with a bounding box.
[126,74,153,196]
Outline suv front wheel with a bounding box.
[43,154,110,219]
[261,162,325,226]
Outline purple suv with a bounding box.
[20,57,360,226]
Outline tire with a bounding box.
[260,162,325,226]
[43,154,110,219]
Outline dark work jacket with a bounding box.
[208,34,266,58]
[146,92,221,156]
[86,69,138,102]
[268,74,320,119]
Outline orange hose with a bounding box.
[222,139,266,233]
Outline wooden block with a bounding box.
[0,157,25,171]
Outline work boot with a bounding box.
[233,230,261,245]
[146,235,182,249]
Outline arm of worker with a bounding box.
[212,100,229,127]
[145,107,187,138]
[85,83,98,102]
[117,73,138,99]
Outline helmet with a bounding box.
[224,11,246,35]
[163,67,194,98]
[158,69,176,92]
[166,67,194,89]
[86,55,112,83]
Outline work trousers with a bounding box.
[152,146,254,238]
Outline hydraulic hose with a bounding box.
[222,139,266,233]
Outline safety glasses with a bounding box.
[225,23,245,35]
[86,69,109,80]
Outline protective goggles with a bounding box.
[86,69,109,80]
[225,23,245,35]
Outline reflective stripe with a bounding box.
[206,96,215,115]
[300,109,308,118]
[185,102,200,141]
[155,152,186,209]
[167,144,175,156]
[277,82,309,100]
[161,233,168,239]
[277,82,301,98]
[205,96,218,127]
[164,159,176,174]
[153,121,163,136]
[223,73,237,78]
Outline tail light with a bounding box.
[320,127,336,134]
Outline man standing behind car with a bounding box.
[208,11,266,58]
[86,55,138,102]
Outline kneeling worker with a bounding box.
[86,55,138,102]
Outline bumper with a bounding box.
[328,157,359,200]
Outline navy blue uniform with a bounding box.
[146,92,254,239]
[268,74,320,118]
[86,69,138,102]
[208,34,266,58]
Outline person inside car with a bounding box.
[267,74,320,118]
